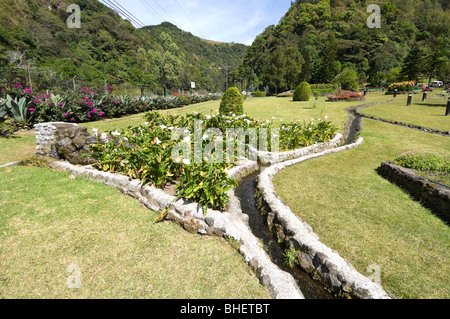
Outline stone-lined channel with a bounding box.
[235,171,335,299]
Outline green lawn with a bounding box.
[273,119,450,299]
[0,131,36,166]
[0,166,269,299]
[1,92,448,299]
[361,96,450,132]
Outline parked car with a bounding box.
[430,81,443,88]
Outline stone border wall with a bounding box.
[249,133,345,165]
[376,161,450,224]
[255,138,392,299]
[35,122,108,165]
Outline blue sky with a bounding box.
[99,0,294,45]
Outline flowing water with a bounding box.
[235,171,335,299]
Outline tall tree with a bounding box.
[400,45,426,81]
[131,48,156,97]
[313,34,340,84]
[153,32,183,96]
[424,37,449,85]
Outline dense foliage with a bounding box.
[241,0,450,93]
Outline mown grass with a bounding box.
[0,131,36,166]
[361,94,450,132]
[272,119,450,299]
[0,165,270,299]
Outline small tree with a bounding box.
[293,82,311,101]
[220,87,244,116]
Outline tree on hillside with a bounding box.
[313,34,340,84]
[424,37,449,85]
[264,48,287,95]
[153,32,183,96]
[400,45,426,81]
[7,51,35,90]
[131,47,156,97]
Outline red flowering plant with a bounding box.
[327,91,364,102]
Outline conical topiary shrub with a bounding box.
[219,87,244,116]
[293,82,311,101]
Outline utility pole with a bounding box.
[219,66,230,91]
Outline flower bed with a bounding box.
[0,82,222,125]
[327,91,364,102]
[387,81,415,93]
[89,111,337,215]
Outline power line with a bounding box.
[99,0,146,28]
[109,0,147,27]
[138,0,165,24]
[153,0,178,25]
[172,0,206,39]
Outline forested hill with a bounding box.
[0,0,247,93]
[242,0,450,94]
[142,22,248,92]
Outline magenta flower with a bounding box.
[29,108,35,112]
[64,112,70,117]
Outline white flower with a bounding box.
[182,158,191,165]
[168,126,174,131]
[183,136,191,143]
[206,115,211,119]
[111,131,120,137]
[325,116,328,120]
[272,117,276,120]
[144,122,149,125]
[160,125,167,129]
[155,137,162,145]
[202,134,210,140]
[92,128,98,132]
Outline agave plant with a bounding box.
[4,94,31,123]
[0,100,7,121]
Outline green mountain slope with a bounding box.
[0,0,247,93]
[242,0,449,93]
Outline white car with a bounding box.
[430,81,443,88]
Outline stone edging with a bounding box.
[249,133,345,165]
[352,104,450,137]
[47,158,304,299]
[376,161,450,224]
[255,137,392,299]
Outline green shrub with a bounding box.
[333,68,358,90]
[219,87,244,116]
[394,151,450,173]
[252,90,266,97]
[293,82,311,101]
[350,82,359,91]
